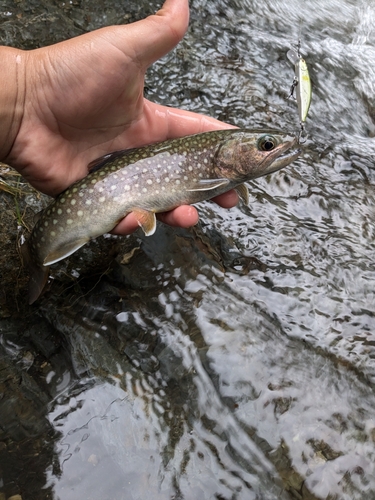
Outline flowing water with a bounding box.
[1,0,375,499]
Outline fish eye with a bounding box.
[258,135,278,152]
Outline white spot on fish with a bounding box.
[111,185,116,191]
[77,211,83,217]
[67,219,73,225]
[85,200,92,205]
[147,179,153,185]
[165,177,170,183]
[57,209,62,215]
[99,196,105,203]
[53,219,58,225]
[71,199,76,205]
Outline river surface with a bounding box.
[1,0,375,499]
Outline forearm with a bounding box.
[0,46,26,162]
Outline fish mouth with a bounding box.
[262,136,301,176]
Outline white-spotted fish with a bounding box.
[23,129,301,304]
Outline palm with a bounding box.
[6,0,237,234]
[15,28,169,195]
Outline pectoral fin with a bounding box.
[132,209,157,236]
[187,178,230,192]
[44,237,89,266]
[235,184,249,205]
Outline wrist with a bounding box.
[0,46,26,162]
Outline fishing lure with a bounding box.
[287,40,312,142]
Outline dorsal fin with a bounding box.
[87,148,139,173]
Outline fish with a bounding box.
[287,42,312,138]
[23,129,301,304]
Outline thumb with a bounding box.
[105,0,189,68]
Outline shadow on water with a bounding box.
[1,0,375,499]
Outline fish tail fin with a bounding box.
[21,242,48,304]
[28,265,49,305]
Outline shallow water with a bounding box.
[2,0,375,499]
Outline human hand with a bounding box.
[1,0,238,235]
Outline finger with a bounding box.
[111,212,140,235]
[211,189,239,208]
[111,205,199,236]
[105,0,190,69]
[133,100,237,143]
[157,205,199,228]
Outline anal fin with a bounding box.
[133,209,157,236]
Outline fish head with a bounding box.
[214,130,301,181]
